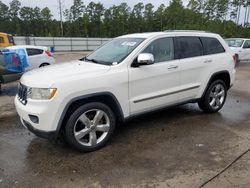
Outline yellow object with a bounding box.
[0,32,15,48]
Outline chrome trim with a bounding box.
[133,85,200,103]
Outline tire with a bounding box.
[64,102,116,152]
[198,80,227,113]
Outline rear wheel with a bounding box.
[64,102,116,152]
[198,80,227,113]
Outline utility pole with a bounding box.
[58,0,64,36]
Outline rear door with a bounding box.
[176,36,207,101]
[26,48,44,70]
[177,36,226,101]
[129,37,181,114]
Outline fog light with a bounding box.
[29,115,39,124]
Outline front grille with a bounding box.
[17,83,28,105]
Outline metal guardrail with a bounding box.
[13,36,112,52]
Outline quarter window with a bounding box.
[142,37,174,63]
[26,48,44,56]
[177,37,203,59]
[201,37,225,55]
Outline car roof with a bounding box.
[0,32,9,36]
[118,31,220,39]
[118,32,166,39]
[225,38,249,41]
[6,45,47,50]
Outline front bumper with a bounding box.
[21,118,56,140]
[14,95,61,139]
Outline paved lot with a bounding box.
[0,54,250,188]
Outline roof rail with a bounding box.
[164,30,209,33]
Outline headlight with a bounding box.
[27,88,57,100]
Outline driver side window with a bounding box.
[142,37,174,63]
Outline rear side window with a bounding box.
[26,48,44,56]
[177,37,203,59]
[8,35,15,45]
[201,37,225,55]
[142,37,174,63]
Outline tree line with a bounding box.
[0,0,250,38]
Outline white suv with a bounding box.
[15,31,236,152]
[225,38,250,62]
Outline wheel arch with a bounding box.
[39,63,50,67]
[202,70,231,98]
[55,92,124,137]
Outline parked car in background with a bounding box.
[15,31,236,152]
[0,45,55,91]
[0,32,15,49]
[225,38,250,63]
[6,45,55,70]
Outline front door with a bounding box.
[129,37,181,115]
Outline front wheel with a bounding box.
[64,102,116,152]
[198,80,227,113]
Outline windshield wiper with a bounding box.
[80,57,99,64]
[80,57,113,65]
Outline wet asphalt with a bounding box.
[0,56,250,188]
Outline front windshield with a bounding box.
[85,38,145,65]
[225,39,244,47]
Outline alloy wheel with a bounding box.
[73,109,110,147]
[209,83,225,110]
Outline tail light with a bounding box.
[45,50,53,57]
[233,54,237,65]
[232,54,237,66]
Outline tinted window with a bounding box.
[0,37,4,43]
[201,37,225,55]
[143,37,174,63]
[243,40,250,48]
[177,37,203,58]
[26,48,44,56]
[8,35,15,45]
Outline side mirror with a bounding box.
[137,53,154,65]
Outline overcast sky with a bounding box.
[1,0,189,20]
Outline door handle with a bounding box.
[204,59,212,63]
[168,65,178,69]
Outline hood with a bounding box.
[20,60,111,87]
[230,47,241,53]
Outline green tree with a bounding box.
[19,7,35,35]
[154,4,166,31]
[129,3,144,32]
[8,0,21,34]
[110,3,130,36]
[86,2,104,37]
[144,3,154,32]
[164,0,184,29]
[0,1,9,33]
[70,0,84,21]
[41,7,53,36]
